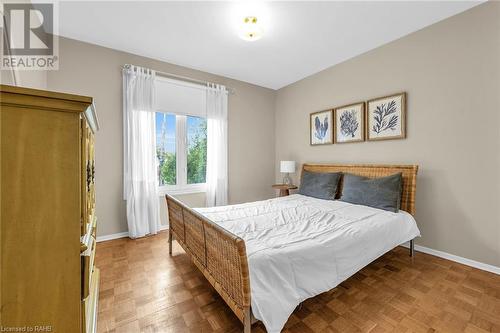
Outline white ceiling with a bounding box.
[57,1,482,90]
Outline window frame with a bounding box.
[156,113,207,195]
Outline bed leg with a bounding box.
[409,239,414,257]
[243,307,251,333]
[168,228,173,256]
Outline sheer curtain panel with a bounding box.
[206,83,228,207]
[123,65,160,238]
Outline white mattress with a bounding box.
[196,194,420,333]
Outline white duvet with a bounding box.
[196,194,420,333]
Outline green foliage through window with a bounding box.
[156,113,176,186]
[158,151,176,186]
[187,117,207,184]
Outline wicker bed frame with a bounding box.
[166,164,418,332]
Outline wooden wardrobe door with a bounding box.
[1,105,81,331]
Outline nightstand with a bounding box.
[272,184,298,197]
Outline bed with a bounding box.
[166,164,419,333]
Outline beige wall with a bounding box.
[275,2,500,267]
[159,193,206,227]
[0,30,48,89]
[0,10,47,89]
[37,2,499,267]
[0,69,46,88]
[46,37,276,237]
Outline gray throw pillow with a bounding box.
[340,173,403,212]
[299,171,341,200]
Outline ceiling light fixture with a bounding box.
[240,16,263,41]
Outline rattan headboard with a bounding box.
[302,164,418,216]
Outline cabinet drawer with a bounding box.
[81,235,96,299]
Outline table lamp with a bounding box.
[280,161,296,185]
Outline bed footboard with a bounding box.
[165,195,252,332]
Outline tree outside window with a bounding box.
[156,113,206,189]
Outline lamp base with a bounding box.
[282,173,292,185]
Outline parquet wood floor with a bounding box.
[96,232,500,333]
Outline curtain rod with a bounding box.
[122,64,235,94]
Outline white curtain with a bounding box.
[206,83,228,207]
[123,65,160,238]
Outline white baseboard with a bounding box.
[96,225,168,243]
[96,231,129,242]
[402,242,500,275]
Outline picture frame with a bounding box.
[334,102,365,143]
[366,92,406,141]
[310,109,333,145]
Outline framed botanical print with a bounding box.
[310,110,333,145]
[367,92,406,141]
[334,102,365,143]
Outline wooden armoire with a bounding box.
[0,85,100,333]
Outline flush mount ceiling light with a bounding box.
[240,16,263,41]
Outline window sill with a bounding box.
[158,184,206,196]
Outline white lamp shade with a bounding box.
[280,161,296,173]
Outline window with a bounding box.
[187,116,207,184]
[156,113,176,186]
[156,112,207,194]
